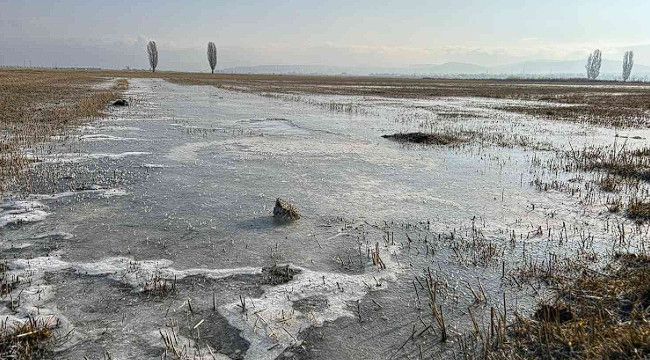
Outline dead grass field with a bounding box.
[157,72,650,127]
[0,69,128,192]
[3,68,649,139]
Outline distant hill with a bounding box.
[490,59,650,75]
[406,62,488,74]
[222,60,650,80]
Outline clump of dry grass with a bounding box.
[502,253,650,359]
[261,264,299,285]
[273,198,300,222]
[143,272,177,297]
[381,131,466,146]
[627,201,650,221]
[0,316,60,359]
[531,141,650,217]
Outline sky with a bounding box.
[2,0,650,71]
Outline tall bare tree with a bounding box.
[147,41,158,73]
[622,51,634,82]
[207,42,217,74]
[585,49,602,80]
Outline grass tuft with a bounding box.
[626,201,650,221]
[503,254,650,359]
[0,316,60,359]
[382,131,466,146]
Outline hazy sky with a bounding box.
[2,0,650,71]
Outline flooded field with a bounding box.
[1,78,649,359]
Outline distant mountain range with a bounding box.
[222,59,650,80]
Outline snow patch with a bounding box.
[30,152,150,164]
[141,163,169,169]
[220,245,403,360]
[0,200,49,228]
[28,187,128,201]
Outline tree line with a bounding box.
[586,49,635,81]
[145,40,217,74]
[145,41,637,81]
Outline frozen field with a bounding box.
[1,79,648,359]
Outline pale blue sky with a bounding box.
[2,0,650,70]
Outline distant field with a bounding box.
[162,71,650,127]
[4,68,650,126]
[2,68,649,190]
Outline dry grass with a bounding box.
[381,131,466,146]
[273,198,301,222]
[0,316,60,359]
[500,254,650,359]
[143,273,177,297]
[6,69,645,126]
[0,69,128,193]
[627,202,650,221]
[573,145,650,183]
[531,140,650,218]
[558,144,650,221]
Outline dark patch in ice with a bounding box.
[176,309,250,359]
[292,295,329,313]
[57,337,162,360]
[43,269,258,359]
[274,343,311,360]
[0,235,64,259]
[45,270,136,311]
[236,216,278,231]
[330,253,368,274]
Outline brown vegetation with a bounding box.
[0,316,60,359]
[627,201,650,221]
[381,131,466,146]
[273,198,301,221]
[570,144,650,183]
[0,69,128,192]
[501,254,650,359]
[158,73,650,127]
